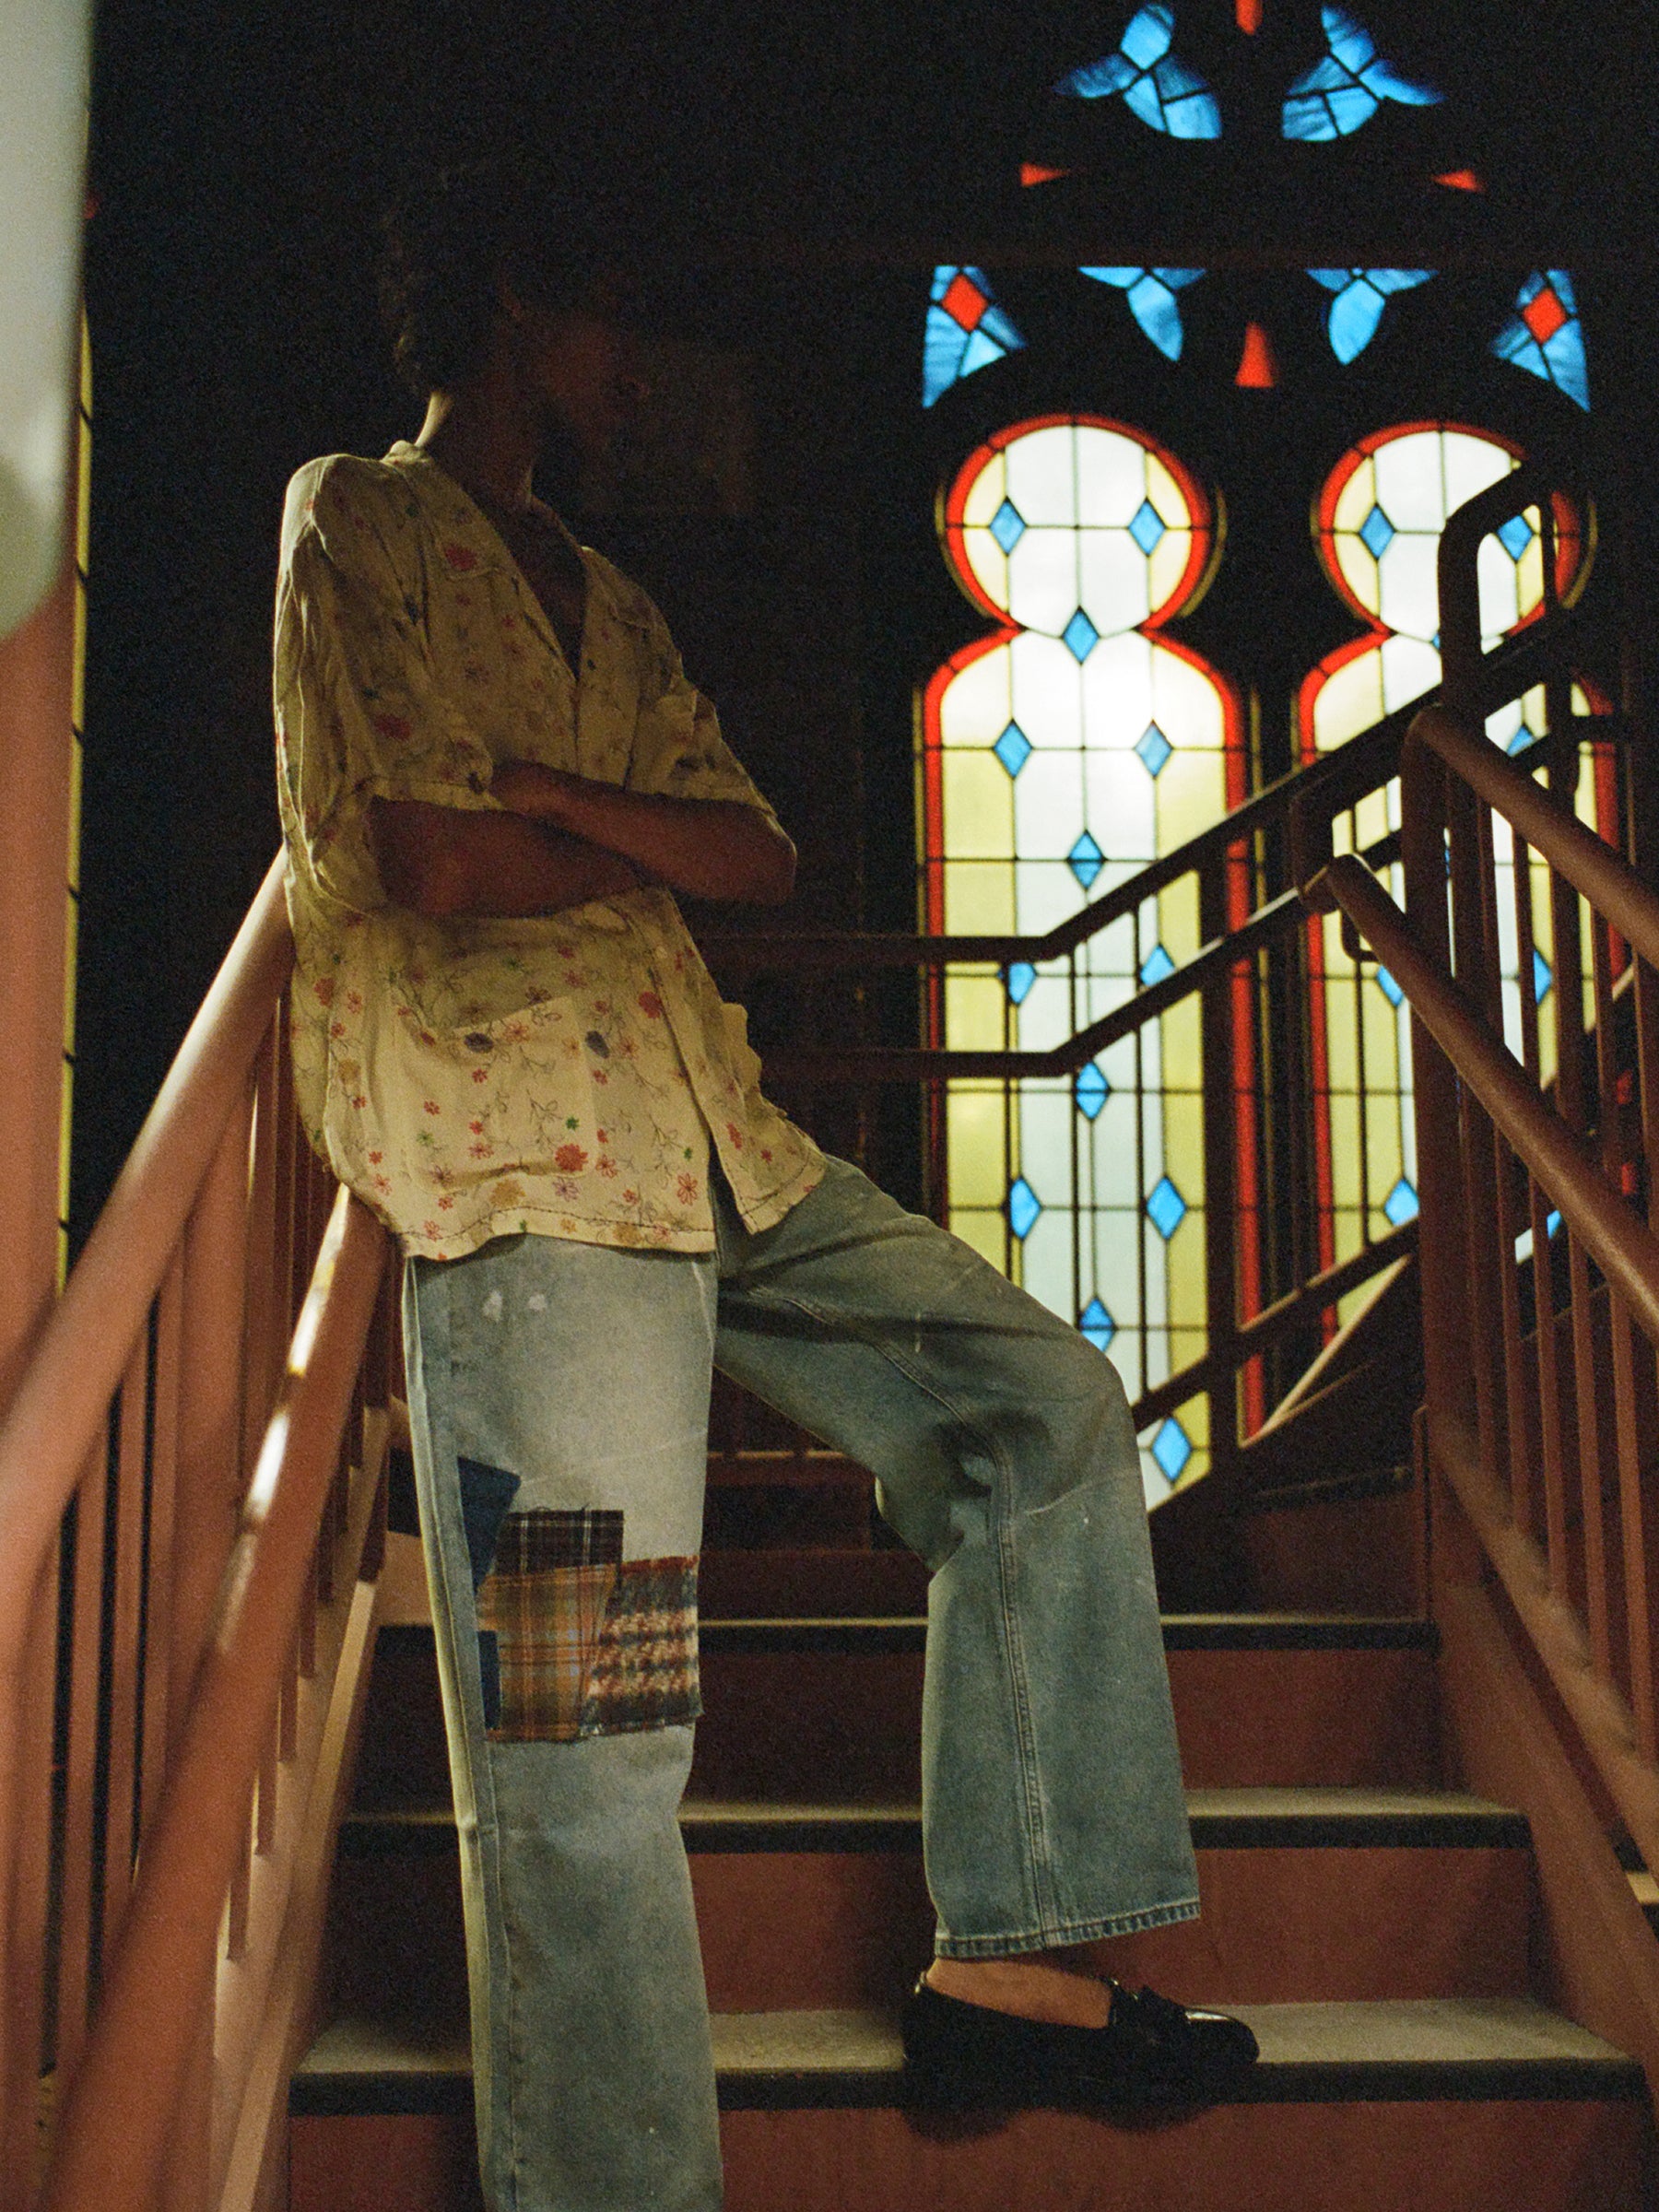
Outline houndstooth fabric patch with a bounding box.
[478,1510,699,1742]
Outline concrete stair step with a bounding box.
[328,1787,1533,2013]
[288,2000,1649,2212]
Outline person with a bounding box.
[273,160,1255,2212]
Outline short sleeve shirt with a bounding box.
[273,441,823,1259]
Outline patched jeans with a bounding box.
[403,1156,1200,2212]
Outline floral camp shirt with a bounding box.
[274,441,822,1260]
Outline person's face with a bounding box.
[506,272,650,465]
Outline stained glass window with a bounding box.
[1282,7,1441,141]
[1491,271,1590,411]
[1308,268,1435,363]
[921,417,1242,1501]
[1080,267,1206,362]
[1300,422,1595,1286]
[924,268,1026,410]
[1056,6,1222,140]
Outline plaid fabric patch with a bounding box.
[579,1558,701,1737]
[478,1511,699,1742]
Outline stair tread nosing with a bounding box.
[339,1787,1529,1857]
[292,1997,1641,2113]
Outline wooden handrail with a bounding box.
[1310,854,1659,1348]
[40,1189,385,2212]
[1409,702,1659,970]
[0,854,290,1633]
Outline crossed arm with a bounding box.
[370,762,796,919]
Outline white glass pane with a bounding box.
[938,645,1012,747]
[1077,424,1151,526]
[1013,750,1088,859]
[1441,429,1514,516]
[1077,528,1151,636]
[1375,530,1441,641]
[1007,525,1082,636]
[1081,629,1156,741]
[1011,632,1084,750]
[1004,421,1079,524]
[1083,752,1158,862]
[1372,428,1450,529]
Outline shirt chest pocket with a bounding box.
[449,998,600,1188]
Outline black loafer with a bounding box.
[901,1973,1259,2108]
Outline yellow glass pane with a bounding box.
[1332,1206,1364,1264]
[1353,786,1390,852]
[1328,1092,1362,1210]
[1159,995,1203,1092]
[961,528,1010,618]
[1158,873,1202,965]
[1147,525,1194,612]
[1321,970,1359,1095]
[1153,747,1228,853]
[1364,1100,1405,1209]
[1161,1091,1206,1193]
[1315,650,1385,749]
[942,749,1016,858]
[950,1206,1010,1275]
[939,647,1013,748]
[1333,453,1376,535]
[1166,1211,1207,1331]
[947,1084,1008,1208]
[959,450,1006,528]
[944,971,1008,1051]
[943,861,1016,933]
[1359,978,1404,1088]
[1150,645,1227,748]
[1143,449,1193,534]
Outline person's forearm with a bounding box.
[370,799,641,919]
[491,763,795,905]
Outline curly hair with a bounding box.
[378,159,638,398]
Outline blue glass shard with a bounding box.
[1383,1177,1419,1227]
[1079,1296,1116,1351]
[1147,1174,1187,1240]
[1533,949,1552,1003]
[1075,1062,1111,1120]
[1376,965,1404,1007]
[959,327,1006,377]
[1282,7,1441,139]
[1152,1417,1193,1483]
[1063,608,1100,663]
[993,722,1032,778]
[1068,830,1105,889]
[1359,503,1396,559]
[1497,513,1535,560]
[1546,1207,1562,1239]
[1313,267,1434,365]
[1135,723,1173,778]
[1491,273,1589,409]
[1058,6,1220,138]
[1080,266,1204,362]
[990,499,1027,555]
[1129,499,1167,555]
[923,271,1026,409]
[1140,943,1176,988]
[1006,960,1037,1005]
[1008,1176,1042,1240]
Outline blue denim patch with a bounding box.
[458,1456,521,1728]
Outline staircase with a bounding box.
[287,1500,1652,2211]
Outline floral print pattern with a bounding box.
[275,442,822,1259]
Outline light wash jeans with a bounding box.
[403,1156,1200,2212]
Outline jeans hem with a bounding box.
[933,1896,1203,1958]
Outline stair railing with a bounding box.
[1306,464,1659,1880]
[0,853,394,2212]
[710,557,1590,1491]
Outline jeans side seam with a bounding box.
[759,1286,1054,1934]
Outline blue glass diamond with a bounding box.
[1140,943,1176,987]
[1006,960,1037,1005]
[1068,831,1105,889]
[1008,1176,1042,1240]
[1359,503,1396,560]
[1135,723,1173,778]
[990,498,1028,555]
[1147,1174,1187,1240]
[1533,949,1552,1003]
[1383,1177,1419,1227]
[1079,1296,1116,1352]
[1128,498,1167,555]
[1376,965,1404,1007]
[1497,512,1535,560]
[1075,1062,1110,1120]
[993,722,1032,778]
[1063,607,1101,662]
[1152,1417,1193,1483]
[1546,1207,1562,1239]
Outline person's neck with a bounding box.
[415,382,543,515]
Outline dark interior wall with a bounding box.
[71,0,1653,1241]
